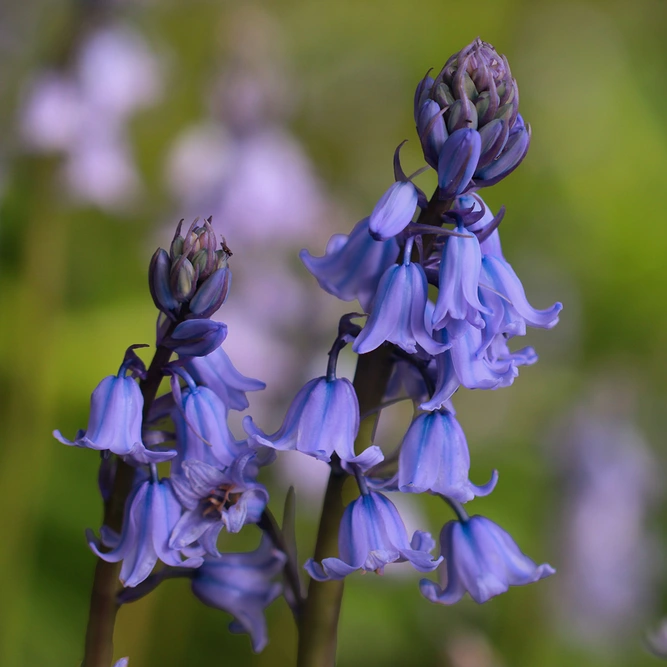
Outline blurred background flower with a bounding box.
[0,1,666,666]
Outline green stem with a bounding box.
[296,346,395,667]
[81,342,174,667]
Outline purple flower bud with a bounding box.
[420,515,554,604]
[244,376,382,471]
[185,345,265,411]
[398,410,497,502]
[191,535,286,653]
[305,491,442,580]
[432,222,489,331]
[475,118,531,186]
[437,128,481,198]
[476,118,509,171]
[188,267,231,318]
[170,256,196,303]
[300,218,399,311]
[53,369,175,465]
[368,181,419,241]
[162,319,227,357]
[87,476,203,588]
[413,74,434,124]
[352,260,447,356]
[148,248,179,317]
[417,99,447,168]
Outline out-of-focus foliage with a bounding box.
[1,1,666,666]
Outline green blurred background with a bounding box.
[1,0,667,665]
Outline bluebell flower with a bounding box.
[368,181,419,241]
[112,659,129,667]
[185,345,265,411]
[305,491,442,580]
[352,247,447,356]
[420,515,555,604]
[300,217,399,310]
[244,376,382,471]
[169,455,268,556]
[53,365,175,465]
[398,410,497,502]
[191,535,286,653]
[171,377,246,472]
[87,476,203,587]
[432,221,488,331]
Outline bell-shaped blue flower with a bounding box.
[305,491,442,581]
[53,364,175,465]
[191,535,286,653]
[185,345,265,411]
[300,218,399,311]
[243,376,382,472]
[432,222,488,331]
[170,455,268,556]
[437,128,481,198]
[353,243,448,356]
[171,374,246,472]
[87,475,203,588]
[420,515,555,604]
[368,181,419,241]
[398,410,497,502]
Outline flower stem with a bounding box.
[296,345,394,667]
[81,342,173,667]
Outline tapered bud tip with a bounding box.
[424,39,520,148]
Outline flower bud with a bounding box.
[148,248,179,317]
[368,181,419,241]
[474,119,530,186]
[163,319,228,357]
[188,267,232,318]
[417,38,525,186]
[170,256,196,303]
[437,128,481,198]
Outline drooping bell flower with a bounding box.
[300,217,399,311]
[420,515,554,604]
[305,491,442,581]
[185,345,265,411]
[353,239,447,356]
[398,409,497,502]
[432,220,488,332]
[368,180,419,241]
[87,475,203,588]
[53,359,175,465]
[243,376,382,472]
[169,455,269,556]
[191,535,286,653]
[161,319,228,358]
[171,371,246,472]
